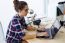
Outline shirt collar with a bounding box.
[14,14,24,20]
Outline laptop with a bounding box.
[51,19,61,38]
[53,19,61,30]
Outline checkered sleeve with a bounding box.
[10,19,25,40]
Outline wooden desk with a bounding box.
[27,27,65,43]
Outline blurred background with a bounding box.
[0,0,65,37]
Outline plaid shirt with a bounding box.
[6,14,27,43]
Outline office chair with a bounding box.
[0,22,6,43]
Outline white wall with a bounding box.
[0,0,15,37]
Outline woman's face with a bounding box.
[19,5,29,16]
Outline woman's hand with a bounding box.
[22,29,36,40]
[27,26,35,31]
[22,40,28,43]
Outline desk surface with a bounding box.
[27,27,65,43]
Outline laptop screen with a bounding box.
[53,19,61,29]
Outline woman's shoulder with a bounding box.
[10,15,19,25]
[11,18,19,25]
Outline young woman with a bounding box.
[6,0,33,43]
